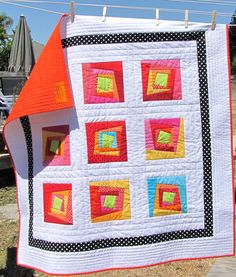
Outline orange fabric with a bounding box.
[5,15,73,125]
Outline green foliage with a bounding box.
[229,11,236,74]
[0,13,13,71]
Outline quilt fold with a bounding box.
[5,15,73,125]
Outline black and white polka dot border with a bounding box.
[20,30,213,252]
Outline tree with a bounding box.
[0,13,13,71]
[229,11,236,74]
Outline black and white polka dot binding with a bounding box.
[20,30,213,252]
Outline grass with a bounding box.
[0,219,35,277]
[0,186,16,206]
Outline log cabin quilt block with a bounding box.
[82,61,124,104]
[141,59,182,101]
[42,125,70,166]
[3,15,234,275]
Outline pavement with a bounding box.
[0,203,18,222]
[207,257,236,277]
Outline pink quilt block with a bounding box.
[42,125,70,166]
[82,61,125,104]
[141,59,182,101]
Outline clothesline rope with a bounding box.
[2,0,236,7]
[166,0,236,7]
[0,0,236,21]
[0,0,64,14]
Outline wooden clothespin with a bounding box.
[211,11,217,31]
[102,6,107,22]
[184,10,189,29]
[70,1,75,23]
[156,9,160,26]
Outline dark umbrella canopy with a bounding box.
[8,15,35,74]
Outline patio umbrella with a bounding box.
[8,15,35,74]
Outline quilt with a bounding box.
[3,15,235,275]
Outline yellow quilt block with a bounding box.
[146,118,185,160]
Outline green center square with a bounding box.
[52,196,63,210]
[50,140,60,154]
[163,192,176,204]
[155,73,169,87]
[104,195,117,208]
[102,134,115,148]
[157,131,172,144]
[97,76,112,91]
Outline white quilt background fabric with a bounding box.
[4,15,234,275]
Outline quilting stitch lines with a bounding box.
[43,183,73,225]
[89,180,131,223]
[42,125,70,166]
[134,59,181,101]
[85,120,128,163]
[82,61,125,104]
[145,118,185,160]
[147,176,187,217]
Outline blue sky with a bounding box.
[0,0,235,44]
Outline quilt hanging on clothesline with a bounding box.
[3,15,234,275]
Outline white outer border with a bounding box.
[3,17,234,275]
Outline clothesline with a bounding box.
[2,0,236,8]
[0,0,236,25]
[1,0,236,17]
[0,0,64,14]
[166,0,236,7]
